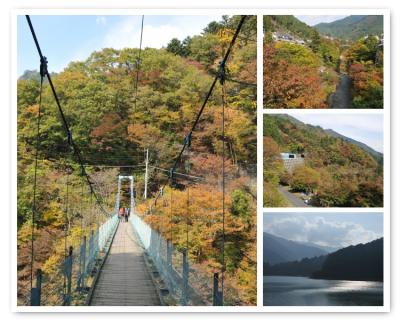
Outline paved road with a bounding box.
[90,221,161,306]
[329,74,352,109]
[278,186,310,208]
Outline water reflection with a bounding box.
[264,276,383,306]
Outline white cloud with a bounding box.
[265,215,380,248]
[102,15,221,50]
[96,16,107,26]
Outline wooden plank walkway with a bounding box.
[90,220,161,306]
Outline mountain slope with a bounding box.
[264,114,383,207]
[264,255,326,276]
[264,15,316,40]
[315,15,383,41]
[271,115,382,159]
[263,232,327,265]
[325,129,383,161]
[313,238,383,281]
[264,237,383,281]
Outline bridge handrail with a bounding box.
[130,212,210,305]
[28,214,119,306]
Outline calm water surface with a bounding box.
[263,276,383,306]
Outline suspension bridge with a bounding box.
[22,14,251,307]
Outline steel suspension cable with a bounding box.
[29,57,46,298]
[25,15,110,218]
[149,15,247,207]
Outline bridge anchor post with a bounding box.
[78,236,87,290]
[180,249,189,306]
[213,272,223,306]
[167,240,172,274]
[63,246,73,306]
[30,268,42,306]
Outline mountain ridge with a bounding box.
[263,232,327,265]
[264,236,383,282]
[277,114,382,161]
[315,15,383,41]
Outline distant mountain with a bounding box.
[315,15,383,41]
[264,237,383,281]
[297,241,339,253]
[264,255,326,277]
[19,70,40,82]
[263,232,327,265]
[276,114,382,161]
[325,129,383,161]
[18,69,57,82]
[313,238,383,281]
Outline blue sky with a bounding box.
[290,114,384,153]
[18,15,221,75]
[264,212,383,248]
[295,15,348,26]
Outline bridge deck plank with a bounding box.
[90,221,161,306]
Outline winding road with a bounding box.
[278,186,310,208]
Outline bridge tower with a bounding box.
[116,175,135,215]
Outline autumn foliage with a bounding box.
[17,16,256,306]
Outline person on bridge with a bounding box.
[124,207,129,222]
[119,207,125,222]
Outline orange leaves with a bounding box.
[264,136,280,161]
[127,123,162,147]
[264,43,328,108]
[25,104,40,115]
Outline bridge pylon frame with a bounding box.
[115,175,135,215]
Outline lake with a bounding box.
[263,276,383,306]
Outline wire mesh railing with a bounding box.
[28,214,119,306]
[130,212,222,306]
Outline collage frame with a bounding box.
[11,8,391,312]
[261,8,390,312]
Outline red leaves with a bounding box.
[264,44,327,108]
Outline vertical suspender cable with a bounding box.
[30,57,46,299]
[221,79,226,306]
[90,191,93,230]
[148,15,246,211]
[170,190,173,243]
[133,15,144,112]
[80,179,84,237]
[186,188,189,251]
[63,170,69,300]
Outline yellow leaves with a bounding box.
[42,202,64,227]
[41,254,62,275]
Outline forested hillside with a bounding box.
[17,15,257,305]
[264,237,383,282]
[313,238,383,281]
[315,15,383,41]
[263,15,383,108]
[263,114,383,207]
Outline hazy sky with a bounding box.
[264,213,383,248]
[17,15,221,75]
[289,114,384,153]
[295,15,348,26]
